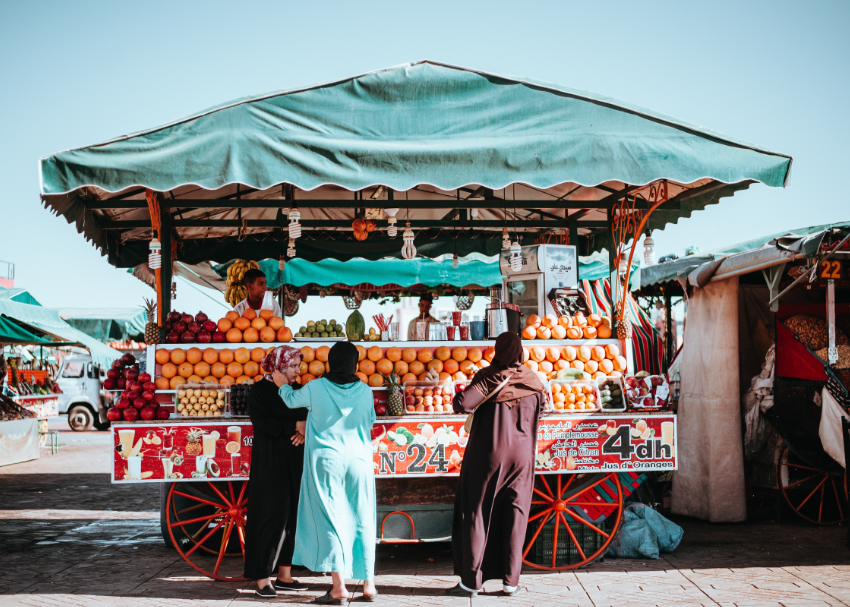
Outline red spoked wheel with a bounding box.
[166,480,249,580]
[522,472,622,570]
[779,448,846,525]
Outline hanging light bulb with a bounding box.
[287,237,296,258]
[471,208,479,218]
[279,254,285,271]
[288,207,302,239]
[510,240,523,272]
[643,235,656,266]
[619,256,629,273]
[452,253,459,269]
[401,221,416,259]
[502,228,511,250]
[148,238,162,270]
[385,208,399,238]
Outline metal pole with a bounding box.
[664,288,673,371]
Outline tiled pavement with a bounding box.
[0,428,848,606]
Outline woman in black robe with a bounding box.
[448,332,546,597]
[244,345,309,599]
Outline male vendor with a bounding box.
[234,269,282,317]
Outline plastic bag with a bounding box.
[606,503,683,559]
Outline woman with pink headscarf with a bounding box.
[244,346,309,599]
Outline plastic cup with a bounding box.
[452,311,462,325]
[446,325,456,341]
[459,325,470,340]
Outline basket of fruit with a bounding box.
[624,373,670,411]
[549,379,600,413]
[597,377,627,411]
[175,384,228,417]
[402,381,455,414]
[293,318,347,341]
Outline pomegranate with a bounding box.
[121,353,136,366]
[126,381,141,393]
[133,397,147,409]
[122,407,139,421]
[375,404,387,416]
[117,397,131,409]
[187,321,202,334]
[103,378,116,390]
[142,381,156,392]
[181,331,195,343]
[124,390,139,401]
[164,321,173,333]
[202,320,217,333]
[172,321,187,334]
[196,331,212,344]
[140,406,156,421]
[106,368,120,380]
[167,311,182,322]
[156,408,171,420]
[124,369,139,382]
[138,372,152,384]
[142,390,155,402]
[116,378,126,390]
[181,313,194,324]
[195,311,209,323]
[112,359,124,369]
[106,407,122,422]
[212,331,226,343]
[165,331,180,344]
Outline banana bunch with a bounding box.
[224,259,259,307]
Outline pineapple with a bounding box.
[185,428,203,455]
[616,304,632,339]
[142,298,160,345]
[383,372,404,417]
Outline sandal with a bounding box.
[312,590,349,604]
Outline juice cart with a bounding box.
[38,61,792,578]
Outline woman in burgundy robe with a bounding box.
[447,332,546,597]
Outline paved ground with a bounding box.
[0,421,848,606]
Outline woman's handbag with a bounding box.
[463,374,513,434]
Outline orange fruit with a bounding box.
[401,373,417,384]
[587,314,602,328]
[251,317,267,331]
[394,360,409,375]
[439,372,451,382]
[225,310,239,322]
[585,360,598,374]
[555,359,571,370]
[546,347,561,362]
[376,359,394,375]
[178,362,194,378]
[219,349,234,364]
[451,347,467,362]
[243,327,259,343]
[552,325,567,340]
[308,360,325,377]
[536,326,551,340]
[521,325,537,340]
[583,326,597,339]
[542,314,558,329]
[251,347,266,362]
[193,361,211,377]
[314,346,329,362]
[402,348,417,363]
[417,348,433,363]
[259,327,276,342]
[226,328,243,343]
[453,371,468,381]
[571,360,585,372]
[202,348,218,365]
[301,373,317,385]
[597,325,613,339]
[170,348,186,364]
[217,318,233,333]
[526,314,541,328]
[409,361,425,375]
[554,392,565,403]
[169,376,187,389]
[591,346,606,362]
[566,327,582,340]
[573,312,587,327]
[368,373,385,387]
[467,348,482,363]
[484,347,496,362]
[232,347,249,364]
[268,317,285,331]
[277,327,293,342]
[155,376,170,390]
[367,346,383,362]
[355,345,367,361]
[613,355,628,372]
[539,360,553,374]
[605,344,620,359]
[522,347,530,362]
[443,359,459,374]
[241,308,256,320]
[599,359,615,374]
[558,316,572,328]
[359,360,376,375]
[386,347,402,362]
[301,347,315,363]
[236,375,252,384]
[530,346,546,363]
[234,317,251,331]
[155,349,171,365]
[355,371,368,383]
[211,362,227,378]
[427,359,444,373]
[259,309,274,320]
[459,360,475,375]
[577,346,591,362]
[435,346,452,361]
[161,362,177,379]
[227,362,243,378]
[219,375,235,388]
[299,361,308,375]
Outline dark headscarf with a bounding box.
[323,341,360,385]
[466,332,544,407]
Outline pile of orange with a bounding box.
[522,342,626,383]
[154,346,273,389]
[551,382,597,410]
[521,312,613,340]
[217,308,292,344]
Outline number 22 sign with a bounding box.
[820,260,844,280]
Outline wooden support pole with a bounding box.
[664,287,673,371]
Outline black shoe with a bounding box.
[274,578,308,592]
[445,583,478,597]
[361,591,379,602]
[312,590,349,604]
[255,584,277,599]
[503,585,523,596]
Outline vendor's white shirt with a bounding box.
[234,297,282,318]
[407,315,439,341]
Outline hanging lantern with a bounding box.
[502,228,511,250]
[471,208,479,218]
[619,256,629,273]
[510,240,523,272]
[148,238,162,270]
[401,221,416,259]
[385,208,399,238]
[643,235,656,266]
[452,253,459,269]
[286,237,296,258]
[278,254,285,271]
[288,207,302,239]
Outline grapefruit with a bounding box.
[542,314,558,329]
[251,317,267,331]
[161,363,177,379]
[577,346,591,362]
[355,371,368,383]
[530,346,546,363]
[359,360,376,375]
[225,310,239,322]
[587,314,602,328]
[233,317,251,331]
[584,360,598,373]
[259,309,274,321]
[451,347,467,362]
[376,359,394,375]
[521,326,537,340]
[386,347,402,362]
[234,348,251,364]
[558,316,572,328]
[227,362,243,377]
[276,327,293,342]
[526,314,541,328]
[443,359,459,375]
[251,347,265,362]
[367,346,382,362]
[202,348,218,365]
[467,347,482,363]
[605,344,620,358]
[368,374,384,387]
[546,347,561,362]
[308,360,325,377]
[241,308,256,320]
[193,362,210,377]
[539,360,553,374]
[169,376,187,389]
[566,327,582,340]
[551,325,567,339]
[583,326,598,339]
[218,349,234,364]
[316,346,330,362]
[394,360,409,375]
[525,360,538,372]
[155,349,171,365]
[427,359,443,374]
[409,361,425,375]
[597,325,613,339]
[243,328,259,343]
[155,376,170,390]
[170,348,186,364]
[401,373,417,384]
[300,347,315,363]
[599,359,614,374]
[217,318,233,333]
[211,362,227,378]
[178,362,194,378]
[536,326,551,340]
[259,327,276,343]
[356,345,367,361]
[402,348,417,363]
[591,346,606,362]
[268,317,285,331]
[226,328,243,343]
[417,348,432,363]
[435,346,451,361]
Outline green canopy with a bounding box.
[0,287,42,307]
[0,316,55,345]
[41,61,791,267]
[58,308,147,342]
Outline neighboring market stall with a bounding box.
[59,308,147,343]
[39,61,791,578]
[639,222,849,524]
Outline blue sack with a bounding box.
[606,503,683,559]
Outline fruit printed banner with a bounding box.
[371,414,676,477]
[111,422,253,483]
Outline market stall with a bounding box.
[39,61,791,578]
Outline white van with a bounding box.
[54,354,111,432]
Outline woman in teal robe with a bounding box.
[277,341,377,604]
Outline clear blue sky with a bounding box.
[2,1,848,317]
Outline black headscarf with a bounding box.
[323,341,361,385]
[466,332,544,407]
